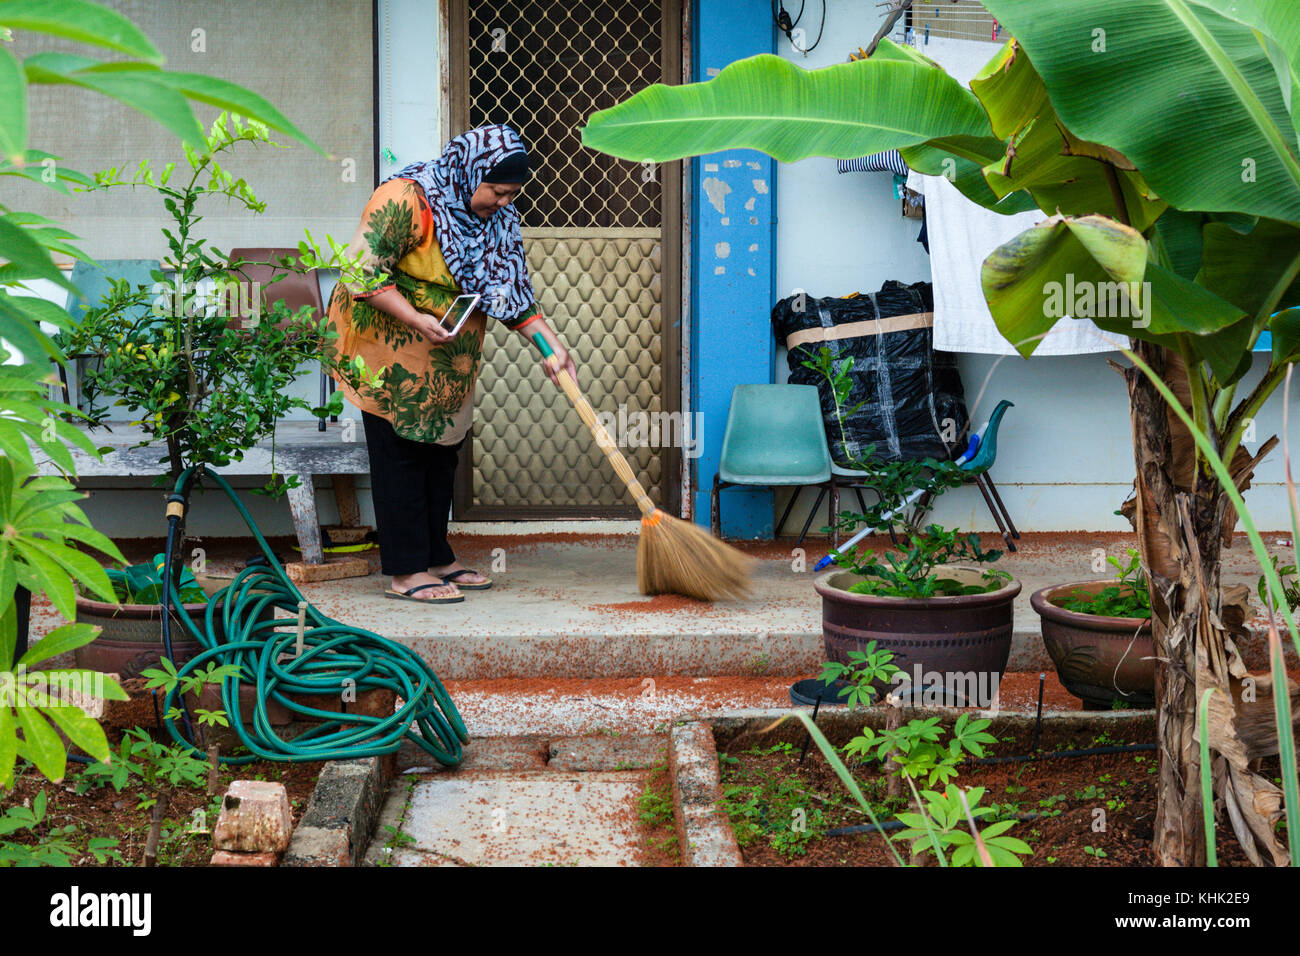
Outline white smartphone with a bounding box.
[438,293,481,336]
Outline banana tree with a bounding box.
[582,0,1300,866]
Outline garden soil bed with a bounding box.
[0,724,323,866]
[719,722,1267,867]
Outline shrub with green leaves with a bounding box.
[846,713,997,789]
[895,785,1032,867]
[0,790,121,867]
[61,113,380,487]
[818,640,899,708]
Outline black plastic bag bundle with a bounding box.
[771,280,968,465]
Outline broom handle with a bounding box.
[532,333,657,518]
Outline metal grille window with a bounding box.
[467,0,663,229]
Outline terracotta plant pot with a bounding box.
[73,575,234,680]
[814,566,1020,707]
[1031,580,1154,710]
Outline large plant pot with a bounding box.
[1031,581,1154,710]
[814,566,1020,707]
[73,575,233,679]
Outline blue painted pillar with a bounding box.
[691,0,777,538]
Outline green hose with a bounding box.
[158,465,467,766]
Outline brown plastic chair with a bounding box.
[226,247,335,431]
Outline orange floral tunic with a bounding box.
[328,178,536,445]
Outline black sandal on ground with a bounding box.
[440,568,493,591]
[385,582,464,604]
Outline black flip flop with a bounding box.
[385,582,464,604]
[440,568,492,591]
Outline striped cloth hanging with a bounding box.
[836,150,909,175]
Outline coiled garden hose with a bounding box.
[157,465,467,766]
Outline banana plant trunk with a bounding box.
[1125,342,1286,867]
[1127,342,1210,865]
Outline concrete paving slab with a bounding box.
[547,734,665,771]
[395,771,647,867]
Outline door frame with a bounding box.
[445,0,684,520]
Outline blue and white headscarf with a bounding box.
[385,124,536,320]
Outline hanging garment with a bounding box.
[837,150,910,176]
[905,36,1122,356]
[908,171,1120,355]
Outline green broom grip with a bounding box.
[530,331,555,358]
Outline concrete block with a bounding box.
[213,780,292,854]
[285,556,371,583]
[669,722,742,867]
[282,825,352,867]
[284,756,388,866]
[210,850,279,867]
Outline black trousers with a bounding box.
[362,411,464,576]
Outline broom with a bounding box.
[531,332,754,601]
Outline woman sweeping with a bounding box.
[329,125,576,604]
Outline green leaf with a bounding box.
[0,703,16,787]
[0,0,164,63]
[149,72,320,152]
[1269,307,1300,364]
[982,214,1149,357]
[17,622,100,669]
[0,44,27,163]
[1152,209,1207,280]
[0,216,77,294]
[40,698,110,764]
[1199,217,1300,319]
[581,54,993,164]
[23,54,206,149]
[982,0,1300,223]
[970,40,1048,140]
[11,539,75,621]
[14,702,65,782]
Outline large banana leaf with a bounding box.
[981,215,1147,354]
[983,0,1300,223]
[582,53,993,163]
[1188,0,1300,146]
[1198,218,1300,321]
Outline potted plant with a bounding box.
[814,523,1017,708]
[72,554,234,679]
[795,347,1018,708]
[61,113,378,670]
[1030,548,1154,710]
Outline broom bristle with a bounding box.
[637,510,755,601]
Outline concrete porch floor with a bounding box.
[44,528,1289,683]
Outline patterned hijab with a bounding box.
[385,125,535,320]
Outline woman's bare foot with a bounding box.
[429,562,489,586]
[392,571,460,600]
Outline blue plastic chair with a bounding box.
[711,384,834,544]
[60,259,161,410]
[827,399,1020,551]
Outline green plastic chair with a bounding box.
[711,384,833,544]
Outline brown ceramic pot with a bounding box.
[73,575,236,679]
[1031,580,1154,710]
[814,566,1020,707]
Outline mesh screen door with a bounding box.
[449,0,682,519]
